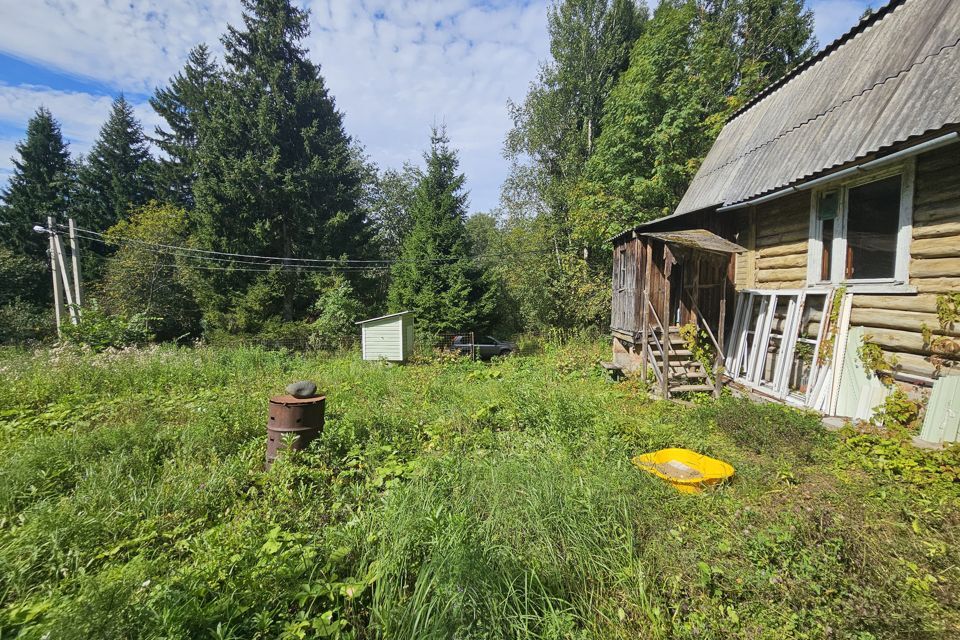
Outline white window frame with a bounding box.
[805,159,915,293]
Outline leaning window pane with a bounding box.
[846,175,900,280]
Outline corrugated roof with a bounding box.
[674,0,960,216]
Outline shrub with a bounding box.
[308,275,360,351]
[100,202,202,341]
[60,301,153,351]
[0,299,52,344]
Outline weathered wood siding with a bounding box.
[611,236,644,335]
[852,145,960,378]
[746,191,810,289]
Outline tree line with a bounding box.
[0,0,817,347]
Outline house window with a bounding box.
[618,248,627,289]
[807,163,913,287]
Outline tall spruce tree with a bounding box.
[0,107,73,256]
[388,128,493,334]
[150,44,218,207]
[192,0,366,323]
[77,95,155,230]
[0,107,74,307]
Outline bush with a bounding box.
[0,299,52,344]
[60,302,153,351]
[308,275,360,351]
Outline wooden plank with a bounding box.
[757,240,807,259]
[911,236,960,259]
[912,221,960,239]
[910,258,960,279]
[887,351,940,378]
[757,253,807,271]
[915,277,960,293]
[756,267,807,284]
[851,308,959,337]
[851,294,938,313]
[862,327,960,357]
[913,201,960,225]
[914,176,960,205]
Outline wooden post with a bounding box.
[68,218,83,314]
[661,244,673,399]
[715,256,729,398]
[47,216,64,337]
[640,241,652,380]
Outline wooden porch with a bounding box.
[611,229,745,399]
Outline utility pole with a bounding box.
[43,216,83,337]
[47,216,64,336]
[68,218,83,313]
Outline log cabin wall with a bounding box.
[851,145,960,379]
[727,145,960,380]
[739,191,810,290]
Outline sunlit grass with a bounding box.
[0,342,957,639]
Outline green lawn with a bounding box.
[0,342,958,639]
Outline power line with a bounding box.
[54,222,559,268]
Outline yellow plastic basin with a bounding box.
[631,448,735,493]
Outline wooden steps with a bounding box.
[669,384,716,393]
[646,325,717,399]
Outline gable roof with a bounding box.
[674,0,960,216]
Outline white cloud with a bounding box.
[0,84,164,162]
[0,0,872,212]
[0,0,242,93]
[0,0,549,211]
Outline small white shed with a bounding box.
[356,311,414,362]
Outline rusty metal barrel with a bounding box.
[265,395,326,469]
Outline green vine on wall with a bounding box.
[857,336,899,385]
[679,323,715,382]
[817,286,847,367]
[921,293,960,375]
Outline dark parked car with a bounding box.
[451,335,517,359]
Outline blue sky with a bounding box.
[0,0,874,214]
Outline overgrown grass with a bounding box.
[0,342,957,639]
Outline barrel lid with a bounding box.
[269,394,326,405]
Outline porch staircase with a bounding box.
[647,326,715,398]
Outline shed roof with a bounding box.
[355,311,413,325]
[640,230,745,254]
[674,0,960,216]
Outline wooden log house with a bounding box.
[609,0,960,441]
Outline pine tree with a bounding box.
[388,128,493,335]
[193,0,366,323]
[150,44,218,208]
[77,95,155,230]
[0,107,73,256]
